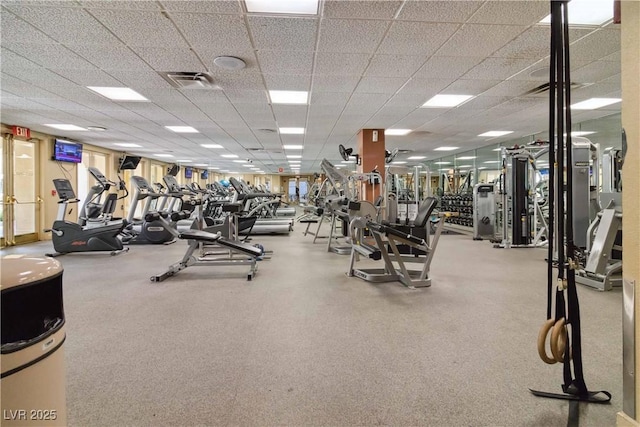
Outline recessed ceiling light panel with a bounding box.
[246,0,319,15]
[407,156,426,160]
[114,142,142,148]
[221,154,239,158]
[422,94,474,108]
[44,124,87,131]
[434,147,459,151]
[154,154,174,158]
[571,98,621,110]
[385,129,412,136]
[478,131,514,137]
[280,127,305,135]
[201,144,223,148]
[87,86,148,101]
[165,126,199,133]
[539,0,613,25]
[270,91,308,105]
[283,145,304,149]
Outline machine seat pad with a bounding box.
[178,229,221,243]
[216,237,263,257]
[300,219,318,223]
[384,226,425,245]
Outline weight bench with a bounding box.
[146,211,263,282]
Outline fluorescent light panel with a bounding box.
[176,159,192,162]
[246,0,318,15]
[154,154,174,158]
[283,145,304,150]
[221,154,238,158]
[434,161,451,165]
[422,94,474,108]
[165,126,199,133]
[288,160,301,163]
[385,129,412,136]
[269,90,308,104]
[478,131,513,137]
[279,127,305,135]
[233,160,247,163]
[407,156,426,160]
[44,124,87,131]
[571,97,621,110]
[457,156,476,160]
[539,0,613,25]
[392,161,407,164]
[201,144,223,148]
[287,155,301,159]
[114,142,141,147]
[434,147,459,151]
[571,131,596,136]
[484,160,500,164]
[87,86,147,101]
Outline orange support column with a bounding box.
[357,129,385,202]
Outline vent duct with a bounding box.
[159,72,218,89]
[522,82,591,96]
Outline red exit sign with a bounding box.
[12,126,31,139]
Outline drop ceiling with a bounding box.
[0,0,622,174]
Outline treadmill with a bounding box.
[228,178,293,235]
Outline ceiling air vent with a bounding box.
[159,72,218,89]
[522,82,591,96]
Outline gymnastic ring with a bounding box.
[550,318,567,363]
[537,318,557,364]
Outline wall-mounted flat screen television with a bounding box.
[184,167,193,179]
[53,139,83,163]
[201,170,209,180]
[118,155,142,170]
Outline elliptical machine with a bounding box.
[124,175,175,244]
[45,179,129,256]
[78,166,128,228]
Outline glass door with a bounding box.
[2,134,41,246]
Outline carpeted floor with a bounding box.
[1,225,622,426]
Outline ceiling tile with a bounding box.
[160,0,241,14]
[481,80,542,97]
[396,1,483,23]
[462,57,539,80]
[128,46,205,70]
[272,105,308,126]
[365,54,425,77]
[249,16,317,51]
[107,68,172,89]
[318,19,387,53]
[492,26,592,59]
[5,6,118,45]
[0,9,59,44]
[2,43,96,69]
[216,71,266,91]
[0,48,43,70]
[436,24,527,58]
[398,78,454,97]
[49,68,123,86]
[355,77,407,94]
[315,52,370,76]
[68,44,151,71]
[572,60,621,83]
[442,79,500,95]
[312,75,361,93]
[171,13,252,51]
[78,1,161,10]
[571,29,620,62]
[323,1,401,19]
[263,74,310,91]
[377,21,460,56]
[89,9,188,48]
[414,56,483,80]
[257,50,313,74]
[469,1,548,25]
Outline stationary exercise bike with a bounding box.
[45,179,129,257]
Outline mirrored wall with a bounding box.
[424,113,622,195]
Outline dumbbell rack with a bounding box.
[439,194,473,228]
